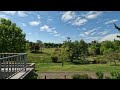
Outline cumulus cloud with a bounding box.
[40,25,63,37]
[61,11,103,27]
[18,11,28,17]
[99,34,120,42]
[61,11,75,21]
[28,33,32,35]
[105,19,118,24]
[85,11,103,19]
[0,11,16,15]
[53,34,61,37]
[72,18,87,26]
[0,14,9,19]
[79,27,101,37]
[100,30,109,35]
[29,21,40,26]
[40,25,52,32]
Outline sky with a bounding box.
[0,11,120,43]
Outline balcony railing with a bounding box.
[0,53,27,79]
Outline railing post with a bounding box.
[0,59,1,72]
[24,54,27,71]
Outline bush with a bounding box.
[105,76,111,79]
[72,74,92,79]
[110,72,120,79]
[96,71,104,79]
[92,57,107,64]
[24,70,38,79]
[51,56,58,63]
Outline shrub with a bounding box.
[110,72,120,79]
[96,71,104,79]
[72,74,92,79]
[51,56,58,63]
[105,76,111,79]
[92,57,107,64]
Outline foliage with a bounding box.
[30,43,40,53]
[110,72,120,79]
[105,76,111,79]
[92,56,107,64]
[51,56,58,63]
[105,51,120,65]
[96,71,104,79]
[62,39,88,63]
[0,18,26,53]
[24,70,38,79]
[72,74,91,79]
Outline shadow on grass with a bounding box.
[30,51,51,55]
[71,60,90,65]
[110,64,120,66]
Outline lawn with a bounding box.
[35,63,120,73]
[27,48,120,73]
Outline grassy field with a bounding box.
[27,48,120,74]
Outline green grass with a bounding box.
[27,48,55,63]
[35,63,120,73]
[27,48,120,73]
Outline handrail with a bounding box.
[0,53,27,79]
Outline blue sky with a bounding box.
[0,11,120,43]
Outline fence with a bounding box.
[0,53,27,79]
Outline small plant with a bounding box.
[96,71,104,79]
[110,72,120,79]
[51,56,58,63]
[105,76,111,79]
[72,74,91,79]
[72,74,80,79]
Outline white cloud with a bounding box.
[48,18,52,21]
[85,11,103,19]
[0,11,16,15]
[0,14,9,19]
[21,23,26,27]
[99,34,120,42]
[28,33,32,35]
[84,28,98,35]
[72,18,87,26]
[91,32,96,35]
[83,28,87,30]
[53,31,57,34]
[37,15,41,19]
[40,25,62,37]
[18,11,27,17]
[79,34,87,37]
[61,11,75,21]
[85,36,101,41]
[53,34,61,37]
[61,11,103,27]
[100,30,109,35]
[40,25,52,32]
[29,21,40,26]
[105,19,118,24]
[80,27,101,36]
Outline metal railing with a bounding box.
[0,53,27,79]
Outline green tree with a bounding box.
[0,18,26,53]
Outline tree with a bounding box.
[105,51,120,65]
[0,18,26,53]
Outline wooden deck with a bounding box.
[9,68,34,79]
[0,53,35,79]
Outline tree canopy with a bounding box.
[0,18,26,53]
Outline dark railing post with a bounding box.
[24,54,27,71]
